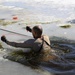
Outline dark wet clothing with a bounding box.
[6,35,57,62]
[6,35,51,52]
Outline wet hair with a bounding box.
[33,26,43,37]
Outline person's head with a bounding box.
[32,25,43,39]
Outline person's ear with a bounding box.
[34,32,37,35]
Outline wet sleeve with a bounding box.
[6,39,35,48]
[33,42,42,52]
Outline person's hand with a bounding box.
[1,36,7,43]
[26,26,32,32]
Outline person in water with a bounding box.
[1,25,57,61]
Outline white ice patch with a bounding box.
[64,32,67,34]
[0,5,23,10]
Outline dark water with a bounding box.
[6,36,75,75]
[0,29,75,75]
[36,37,75,75]
[0,30,75,75]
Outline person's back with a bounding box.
[35,35,57,62]
[34,35,50,51]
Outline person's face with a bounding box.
[32,29,37,38]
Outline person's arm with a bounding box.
[6,39,34,48]
[1,36,34,48]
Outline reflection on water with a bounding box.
[1,37,75,75]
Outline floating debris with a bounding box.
[60,24,71,28]
[67,19,75,24]
[13,16,18,20]
[21,20,60,26]
[0,19,17,26]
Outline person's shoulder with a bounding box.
[24,38,35,43]
[42,35,49,38]
[42,35,50,41]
